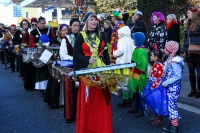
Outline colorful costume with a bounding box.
[110,20,124,63]
[149,62,165,89]
[73,30,112,133]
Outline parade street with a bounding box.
[0,64,200,133]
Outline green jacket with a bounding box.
[128,47,148,93]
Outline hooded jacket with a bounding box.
[163,56,184,87]
[113,26,136,64]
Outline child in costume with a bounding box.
[128,32,148,117]
[162,41,184,133]
[147,47,165,126]
[113,26,136,108]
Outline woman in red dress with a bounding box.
[73,14,112,133]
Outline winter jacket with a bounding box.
[113,26,136,64]
[163,56,184,87]
[147,23,168,50]
[131,19,146,36]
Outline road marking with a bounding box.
[177,102,200,114]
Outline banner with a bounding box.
[13,4,22,17]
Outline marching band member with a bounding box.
[61,18,80,123]
[24,17,38,90]
[113,26,136,108]
[29,16,55,96]
[13,19,31,84]
[44,24,69,108]
[73,14,112,133]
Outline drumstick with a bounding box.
[95,47,107,59]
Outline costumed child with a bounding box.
[113,26,136,108]
[146,46,165,126]
[128,32,148,118]
[162,41,184,133]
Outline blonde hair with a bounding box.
[184,11,200,31]
[82,14,100,37]
[56,25,69,39]
[167,14,177,22]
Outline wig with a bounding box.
[150,12,165,24]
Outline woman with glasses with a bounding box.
[44,24,70,109]
[183,6,200,98]
[29,16,55,96]
[61,18,80,123]
[24,17,38,91]
[12,19,31,85]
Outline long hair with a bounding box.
[184,6,200,31]
[20,19,31,28]
[150,12,165,24]
[56,24,69,40]
[82,14,100,37]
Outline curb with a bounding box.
[178,96,200,109]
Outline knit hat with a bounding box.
[110,11,123,20]
[31,17,37,23]
[70,18,80,26]
[132,32,145,48]
[165,41,179,62]
[83,12,94,22]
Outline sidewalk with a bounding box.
[179,65,200,108]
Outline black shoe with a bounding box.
[117,100,132,108]
[66,119,73,123]
[39,91,44,97]
[150,119,164,126]
[134,110,145,118]
[188,90,196,97]
[163,124,172,131]
[163,126,180,133]
[127,108,139,113]
[11,70,15,73]
[195,91,200,98]
[19,75,22,77]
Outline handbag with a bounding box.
[142,77,169,117]
[188,30,200,55]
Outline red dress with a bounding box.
[74,34,112,133]
[76,78,112,133]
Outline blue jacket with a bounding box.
[183,23,200,52]
[163,56,184,87]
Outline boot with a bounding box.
[150,116,164,126]
[22,77,25,85]
[163,126,180,133]
[39,90,44,97]
[195,77,200,98]
[188,76,197,97]
[117,99,132,108]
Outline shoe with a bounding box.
[19,75,22,77]
[11,70,15,73]
[117,99,132,108]
[163,124,172,131]
[188,90,196,97]
[134,110,145,118]
[66,119,73,123]
[151,119,164,126]
[39,91,44,97]
[163,126,180,133]
[195,91,200,98]
[117,89,123,97]
[127,108,138,113]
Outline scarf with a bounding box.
[166,21,177,30]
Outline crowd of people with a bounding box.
[0,6,200,133]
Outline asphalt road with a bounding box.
[0,64,200,133]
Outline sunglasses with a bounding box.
[32,24,37,26]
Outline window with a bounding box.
[25,12,30,18]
